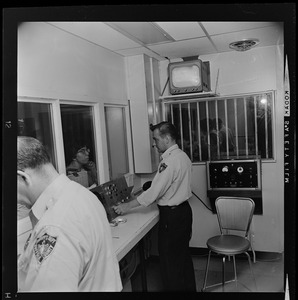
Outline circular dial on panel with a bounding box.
[237,166,244,174]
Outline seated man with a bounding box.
[66,145,98,188]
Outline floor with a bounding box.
[123,251,284,293]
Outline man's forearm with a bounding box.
[128,198,141,209]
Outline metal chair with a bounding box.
[202,196,257,292]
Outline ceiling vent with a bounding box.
[229,39,260,51]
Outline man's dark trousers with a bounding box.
[158,201,196,291]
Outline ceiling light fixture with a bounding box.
[229,38,260,51]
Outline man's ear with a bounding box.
[165,134,171,144]
[17,170,31,185]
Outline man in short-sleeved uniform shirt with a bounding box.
[137,144,192,207]
[18,173,122,291]
[113,122,196,291]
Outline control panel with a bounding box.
[206,159,263,214]
[91,176,133,222]
[207,160,261,190]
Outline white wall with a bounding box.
[18,22,127,103]
[159,46,285,252]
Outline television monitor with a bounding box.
[168,59,211,95]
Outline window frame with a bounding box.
[17,96,62,171]
[161,90,276,164]
[18,96,133,184]
[59,99,104,184]
[104,103,134,180]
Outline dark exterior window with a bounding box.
[164,91,274,162]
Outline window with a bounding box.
[60,104,98,187]
[17,101,57,168]
[164,91,274,162]
[17,98,131,186]
[104,105,129,180]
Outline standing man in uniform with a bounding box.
[17,136,122,292]
[113,121,196,291]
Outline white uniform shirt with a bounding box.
[18,216,32,257]
[18,174,122,292]
[137,144,192,207]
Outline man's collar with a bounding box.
[31,174,69,224]
[161,144,178,160]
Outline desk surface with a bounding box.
[111,203,159,261]
[17,204,160,262]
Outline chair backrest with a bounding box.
[215,196,255,237]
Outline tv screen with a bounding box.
[168,59,210,95]
[172,65,201,88]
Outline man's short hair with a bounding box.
[17,136,51,170]
[150,121,178,141]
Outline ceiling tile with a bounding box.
[106,22,174,45]
[115,46,164,60]
[148,37,217,59]
[201,21,280,36]
[155,22,206,40]
[48,22,140,50]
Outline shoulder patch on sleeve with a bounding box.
[159,162,168,173]
[34,233,57,264]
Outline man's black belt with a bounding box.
[158,200,188,210]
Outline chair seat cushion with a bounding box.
[207,235,250,255]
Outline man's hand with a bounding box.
[113,198,141,215]
[113,202,130,215]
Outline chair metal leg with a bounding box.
[202,250,211,291]
[232,255,238,290]
[250,244,256,263]
[244,252,257,291]
[222,256,226,292]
